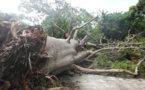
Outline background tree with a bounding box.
[19,0,98,39]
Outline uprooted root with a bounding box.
[0,21,51,90]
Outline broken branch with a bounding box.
[72,57,145,76]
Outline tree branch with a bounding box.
[84,31,97,44]
[87,46,145,59]
[51,21,65,33]
[99,42,145,46]
[72,57,145,76]
[68,14,73,33]
[73,29,78,39]
[67,16,98,43]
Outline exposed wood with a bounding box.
[73,29,78,39]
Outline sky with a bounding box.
[0,0,138,14]
[71,0,138,13]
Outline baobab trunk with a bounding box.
[39,36,90,75]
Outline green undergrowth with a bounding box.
[111,60,136,72]
[90,51,145,77]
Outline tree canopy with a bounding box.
[18,0,145,41]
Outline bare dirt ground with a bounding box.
[70,74,145,90]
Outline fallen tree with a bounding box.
[0,15,145,90]
[0,18,93,89]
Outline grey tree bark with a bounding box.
[39,36,91,75]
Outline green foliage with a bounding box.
[19,0,99,38]
[90,48,145,76]
[124,0,145,34]
[95,0,145,40]
[97,11,129,40]
[91,54,113,69]
[111,61,136,72]
[41,1,94,38]
[135,37,145,42]
[139,62,145,76]
[19,0,145,40]
[90,28,103,43]
[55,79,63,87]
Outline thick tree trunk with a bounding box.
[39,36,90,75]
